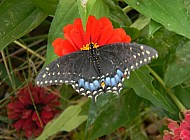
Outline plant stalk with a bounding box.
[14,40,46,61]
[146,65,186,111]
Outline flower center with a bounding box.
[80,42,99,50]
[27,104,44,111]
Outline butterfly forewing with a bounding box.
[35,42,158,101]
[35,51,101,95]
[35,51,85,86]
[99,43,158,71]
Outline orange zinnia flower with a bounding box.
[52,16,131,56]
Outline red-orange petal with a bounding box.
[89,17,103,43]
[98,23,114,46]
[85,16,96,43]
[121,35,132,43]
[73,18,86,44]
[70,28,84,49]
[108,28,131,44]
[63,24,73,35]
[52,38,65,56]
[116,28,131,43]
[99,16,113,26]
[53,15,132,56]
[52,38,76,56]
[61,40,78,55]
[64,18,85,50]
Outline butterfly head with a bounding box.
[81,42,99,51]
[89,42,94,49]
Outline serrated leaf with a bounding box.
[124,0,190,39]
[45,0,79,66]
[165,41,190,88]
[85,90,146,140]
[36,104,88,140]
[0,0,47,50]
[126,67,173,112]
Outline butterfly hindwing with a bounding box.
[35,51,102,97]
[35,42,158,101]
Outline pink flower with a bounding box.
[163,111,190,140]
[7,84,60,138]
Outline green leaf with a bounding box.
[77,0,110,30]
[85,90,146,140]
[85,93,117,135]
[174,86,190,108]
[0,0,47,51]
[36,104,88,140]
[165,41,190,88]
[126,67,173,112]
[130,15,150,30]
[89,0,109,19]
[104,0,131,27]
[45,0,79,66]
[124,0,190,39]
[77,0,96,29]
[148,20,162,38]
[123,27,140,40]
[31,0,59,15]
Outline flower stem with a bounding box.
[146,65,187,111]
[14,40,46,61]
[1,50,15,90]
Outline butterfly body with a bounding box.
[88,43,102,75]
[35,43,158,101]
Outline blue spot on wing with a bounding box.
[89,83,96,91]
[117,69,124,78]
[114,74,120,83]
[111,77,117,86]
[78,79,85,87]
[93,80,100,88]
[84,81,90,90]
[105,77,111,86]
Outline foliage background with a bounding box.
[0,0,190,139]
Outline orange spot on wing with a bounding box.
[101,81,105,89]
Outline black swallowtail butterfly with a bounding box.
[35,43,158,101]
